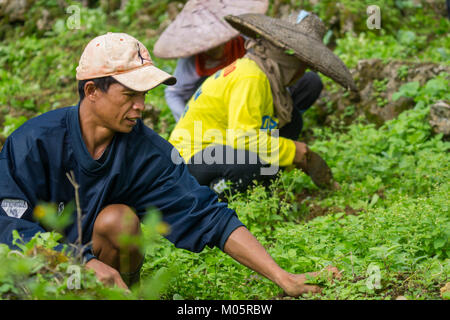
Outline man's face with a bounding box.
[92,83,147,133]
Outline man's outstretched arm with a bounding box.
[223,226,340,296]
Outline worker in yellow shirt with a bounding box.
[154,0,268,121]
[169,11,357,196]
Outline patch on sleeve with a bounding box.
[1,199,28,219]
[223,61,237,77]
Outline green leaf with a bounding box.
[433,237,446,250]
[424,78,447,97]
[284,49,295,55]
[369,194,380,208]
[287,249,297,258]
[392,81,420,101]
[2,115,28,137]
[397,30,416,45]
[0,283,14,294]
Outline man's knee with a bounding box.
[92,204,143,280]
[93,204,141,242]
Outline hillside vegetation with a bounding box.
[0,0,448,300]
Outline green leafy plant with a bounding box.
[1,115,28,137]
[1,0,449,300]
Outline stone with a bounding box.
[315,58,450,127]
[36,9,51,31]
[142,104,161,130]
[0,0,30,22]
[429,101,450,137]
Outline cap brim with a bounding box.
[112,64,176,92]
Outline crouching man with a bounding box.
[0,32,339,295]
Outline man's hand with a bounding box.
[223,227,342,298]
[85,258,129,290]
[293,141,309,171]
[279,266,342,297]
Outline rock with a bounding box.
[395,296,408,300]
[142,103,171,135]
[0,0,30,22]
[36,9,51,32]
[429,101,450,138]
[315,59,450,127]
[142,104,161,130]
[0,0,7,16]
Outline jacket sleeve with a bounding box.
[0,136,93,261]
[227,76,296,167]
[131,138,245,253]
[0,137,46,250]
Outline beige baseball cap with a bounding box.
[76,32,176,91]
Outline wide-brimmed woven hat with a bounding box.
[154,0,268,59]
[225,11,357,91]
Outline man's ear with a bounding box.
[84,81,98,102]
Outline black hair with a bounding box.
[78,76,120,102]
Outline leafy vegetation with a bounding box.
[0,0,448,300]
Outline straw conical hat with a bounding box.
[225,12,358,91]
[154,0,268,59]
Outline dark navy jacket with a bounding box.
[0,105,244,261]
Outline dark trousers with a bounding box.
[187,72,323,194]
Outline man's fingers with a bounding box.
[86,258,129,291]
[323,266,342,280]
[305,266,342,284]
[283,273,324,297]
[114,274,129,290]
[99,272,129,291]
[101,270,129,290]
[293,141,309,170]
[300,284,322,294]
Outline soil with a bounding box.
[294,189,363,223]
[142,103,162,130]
[315,59,450,128]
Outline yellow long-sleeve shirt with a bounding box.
[168,58,296,167]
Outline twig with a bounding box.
[68,240,93,263]
[350,251,355,278]
[66,171,82,250]
[7,250,25,258]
